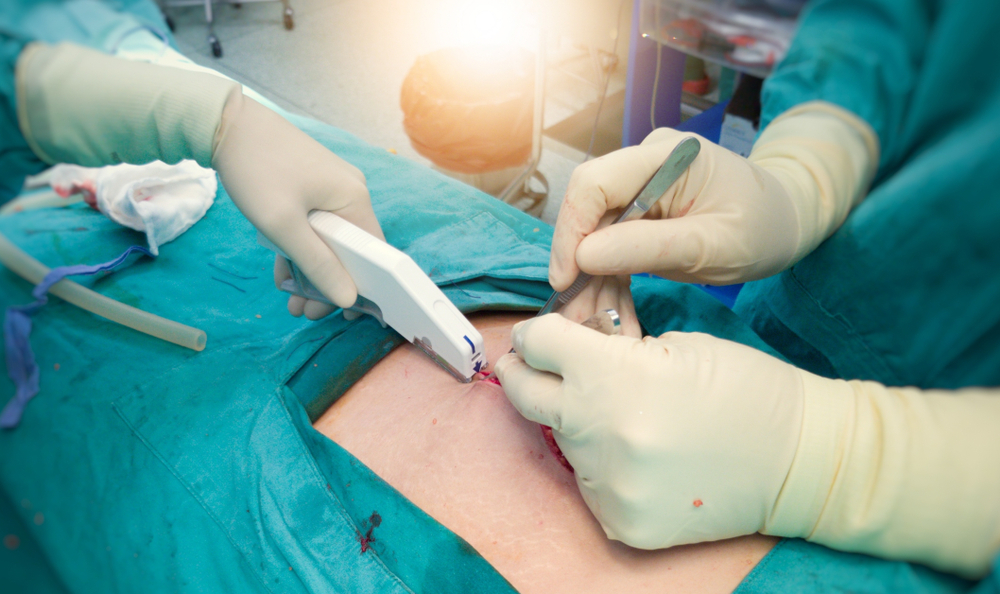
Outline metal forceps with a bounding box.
[536,136,701,316]
[482,308,622,381]
[481,137,700,381]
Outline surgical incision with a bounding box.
[480,372,573,473]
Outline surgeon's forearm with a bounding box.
[764,375,1000,578]
[749,101,879,262]
[15,42,239,167]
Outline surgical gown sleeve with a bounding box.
[0,0,174,202]
[764,378,1000,579]
[760,0,934,173]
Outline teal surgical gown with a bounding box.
[743,0,1000,389]
[2,0,1000,593]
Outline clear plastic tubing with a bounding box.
[0,190,83,216]
[0,231,206,352]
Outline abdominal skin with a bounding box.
[481,374,573,473]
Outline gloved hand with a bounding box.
[548,102,878,300]
[212,94,385,319]
[495,314,1000,578]
[494,313,804,548]
[16,42,385,320]
[557,273,641,338]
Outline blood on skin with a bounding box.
[540,426,574,473]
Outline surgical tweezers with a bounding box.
[536,136,701,316]
[482,136,700,381]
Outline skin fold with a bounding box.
[314,312,776,593]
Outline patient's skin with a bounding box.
[314,312,776,593]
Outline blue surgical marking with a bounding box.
[463,335,476,354]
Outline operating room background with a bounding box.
[166,0,631,225]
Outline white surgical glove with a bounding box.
[495,314,1000,578]
[495,313,804,548]
[212,93,384,319]
[548,101,879,305]
[558,273,642,338]
[16,42,384,319]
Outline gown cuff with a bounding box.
[16,42,239,168]
[749,100,879,262]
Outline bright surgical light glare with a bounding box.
[436,0,533,48]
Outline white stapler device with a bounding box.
[259,211,487,383]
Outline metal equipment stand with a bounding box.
[498,29,548,211]
[159,0,294,58]
[623,0,685,147]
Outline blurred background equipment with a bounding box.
[401,47,535,177]
[399,0,547,215]
[629,0,805,155]
[158,0,295,57]
[159,0,804,225]
[643,0,801,78]
[397,0,633,215]
[401,45,546,214]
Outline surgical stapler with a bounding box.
[260,211,487,383]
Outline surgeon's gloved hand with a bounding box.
[212,94,385,320]
[495,315,1000,577]
[16,42,385,320]
[549,102,879,292]
[558,274,641,338]
[494,313,805,548]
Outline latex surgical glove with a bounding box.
[16,42,384,319]
[549,102,879,292]
[495,314,1000,578]
[212,93,384,319]
[558,273,641,338]
[495,313,804,549]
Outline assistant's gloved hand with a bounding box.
[16,42,384,319]
[557,274,642,338]
[548,101,879,292]
[494,313,804,548]
[212,94,384,319]
[495,314,1000,578]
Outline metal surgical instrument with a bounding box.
[536,136,701,316]
[482,308,621,382]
